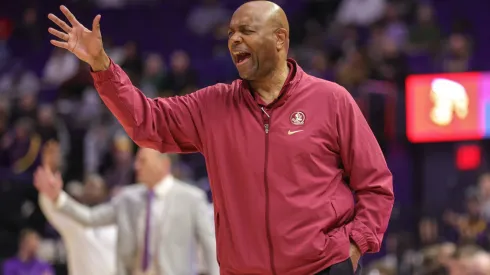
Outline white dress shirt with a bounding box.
[39,194,117,275]
[133,175,174,275]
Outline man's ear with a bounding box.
[275,28,288,51]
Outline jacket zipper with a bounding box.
[261,107,277,275]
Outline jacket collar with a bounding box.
[241,58,304,109]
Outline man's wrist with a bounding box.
[54,192,67,208]
[350,242,361,255]
[349,232,369,255]
[90,53,110,72]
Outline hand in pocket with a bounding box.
[349,243,361,272]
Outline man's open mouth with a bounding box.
[235,52,251,65]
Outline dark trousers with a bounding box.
[315,258,362,275]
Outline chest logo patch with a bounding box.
[290,111,306,125]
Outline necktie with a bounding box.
[142,189,154,271]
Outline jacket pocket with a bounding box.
[330,187,355,226]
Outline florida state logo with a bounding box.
[290,111,305,125]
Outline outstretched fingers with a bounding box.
[60,5,80,27]
[50,39,69,50]
[48,27,69,41]
[48,13,72,33]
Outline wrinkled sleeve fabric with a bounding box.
[335,86,395,254]
[91,59,214,153]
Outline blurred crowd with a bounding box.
[0,0,486,274]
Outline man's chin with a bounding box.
[237,70,252,80]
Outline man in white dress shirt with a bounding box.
[37,141,117,275]
[35,146,219,275]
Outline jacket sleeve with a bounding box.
[335,86,394,255]
[193,190,219,275]
[39,194,83,235]
[91,59,211,153]
[55,191,117,227]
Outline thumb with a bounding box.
[92,14,102,35]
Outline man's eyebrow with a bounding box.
[230,24,255,30]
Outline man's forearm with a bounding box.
[91,59,207,153]
[349,174,394,254]
[56,191,117,227]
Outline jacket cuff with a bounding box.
[90,59,116,83]
[55,192,68,208]
[349,230,370,255]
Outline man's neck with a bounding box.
[250,61,289,105]
[146,173,169,190]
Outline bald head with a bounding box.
[235,1,289,34]
[228,1,290,80]
[135,148,172,188]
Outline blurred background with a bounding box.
[1,0,490,274]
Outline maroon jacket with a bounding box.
[91,59,394,275]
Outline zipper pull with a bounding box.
[264,124,269,134]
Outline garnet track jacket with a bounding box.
[91,58,394,275]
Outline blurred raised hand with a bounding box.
[41,140,61,173]
[34,166,64,202]
[48,5,110,71]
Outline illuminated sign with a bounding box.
[406,72,489,142]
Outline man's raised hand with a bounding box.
[48,5,110,71]
[34,166,64,202]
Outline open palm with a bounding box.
[48,5,104,67]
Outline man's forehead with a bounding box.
[230,9,267,27]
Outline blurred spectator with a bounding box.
[10,92,38,123]
[165,50,198,96]
[2,229,54,275]
[83,113,121,176]
[307,51,334,81]
[100,134,134,189]
[11,7,43,52]
[335,0,387,26]
[104,37,125,65]
[370,37,408,88]
[39,171,117,275]
[95,0,127,9]
[42,48,80,88]
[440,33,473,72]
[0,98,9,137]
[303,0,342,28]
[444,189,489,247]
[141,53,168,98]
[187,0,230,36]
[0,62,40,100]
[382,2,408,49]
[58,60,92,101]
[335,48,369,95]
[479,173,490,221]
[367,23,387,62]
[0,117,41,175]
[120,41,144,86]
[36,105,60,142]
[406,3,441,55]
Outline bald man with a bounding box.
[45,2,394,274]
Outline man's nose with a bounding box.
[230,33,243,44]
